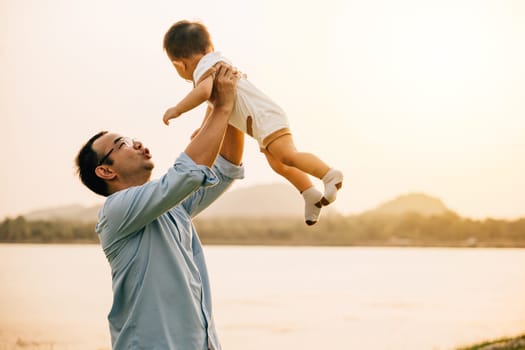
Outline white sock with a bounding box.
[321,168,343,205]
[302,186,323,225]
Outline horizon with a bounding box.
[1,0,524,221]
[6,185,524,222]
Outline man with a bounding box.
[75,64,243,349]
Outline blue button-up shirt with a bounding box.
[96,153,244,350]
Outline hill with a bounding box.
[198,183,338,218]
[20,188,452,222]
[7,189,525,247]
[24,204,101,222]
[364,193,452,216]
[200,183,301,218]
[22,183,337,221]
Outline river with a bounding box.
[1,244,524,349]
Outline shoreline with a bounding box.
[1,240,525,248]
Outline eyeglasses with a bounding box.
[97,137,135,166]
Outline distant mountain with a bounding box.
[365,193,452,216]
[198,183,339,218]
[201,183,299,218]
[24,204,101,222]
[21,183,336,221]
[20,188,452,222]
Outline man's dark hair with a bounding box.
[163,20,213,60]
[75,131,111,197]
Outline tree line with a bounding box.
[1,212,524,247]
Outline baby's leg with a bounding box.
[266,135,343,205]
[262,149,322,225]
[266,134,329,179]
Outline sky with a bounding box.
[1,0,524,220]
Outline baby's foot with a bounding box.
[302,187,323,226]
[320,168,343,206]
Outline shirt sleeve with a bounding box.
[181,154,244,218]
[96,152,219,253]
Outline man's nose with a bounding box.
[133,140,143,149]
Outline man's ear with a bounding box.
[95,165,117,181]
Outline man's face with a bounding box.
[93,132,154,187]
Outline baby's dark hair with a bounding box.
[163,20,213,60]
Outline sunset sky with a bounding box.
[1,0,524,220]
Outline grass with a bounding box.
[457,333,525,350]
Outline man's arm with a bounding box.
[97,65,239,247]
[192,107,244,165]
[163,76,214,124]
[220,124,244,165]
[189,104,213,140]
[179,117,245,217]
[180,78,245,218]
[184,64,238,167]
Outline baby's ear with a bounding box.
[172,60,186,70]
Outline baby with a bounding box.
[163,20,343,225]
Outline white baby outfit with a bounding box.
[193,52,290,148]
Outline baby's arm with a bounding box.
[163,75,214,125]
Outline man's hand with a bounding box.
[209,62,239,112]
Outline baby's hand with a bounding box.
[163,107,181,125]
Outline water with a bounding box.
[1,244,524,350]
